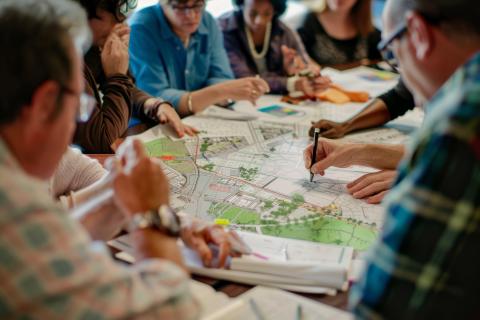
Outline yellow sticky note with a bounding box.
[215,219,230,226]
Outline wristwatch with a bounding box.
[127,205,181,237]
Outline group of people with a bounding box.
[0,0,479,318]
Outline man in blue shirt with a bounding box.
[129,0,269,116]
[305,0,480,317]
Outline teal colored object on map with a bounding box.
[258,105,301,117]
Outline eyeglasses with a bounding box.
[115,0,138,21]
[377,23,407,72]
[119,0,137,16]
[170,1,205,15]
[61,86,96,123]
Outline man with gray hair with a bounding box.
[0,0,203,318]
[347,0,480,318]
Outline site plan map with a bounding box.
[135,117,387,251]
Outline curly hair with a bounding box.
[74,0,137,21]
[233,0,287,17]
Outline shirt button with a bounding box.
[185,70,189,75]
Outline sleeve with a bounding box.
[129,23,187,109]
[0,188,199,319]
[204,17,234,86]
[350,128,480,318]
[129,85,163,122]
[51,147,106,201]
[74,69,134,153]
[378,79,416,120]
[367,28,382,60]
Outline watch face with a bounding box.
[158,206,181,236]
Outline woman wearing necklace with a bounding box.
[298,0,382,67]
[219,0,331,96]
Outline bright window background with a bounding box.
[135,1,385,29]
[135,0,308,28]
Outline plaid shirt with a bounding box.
[0,140,199,319]
[350,52,480,319]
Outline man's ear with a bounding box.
[23,80,61,126]
[406,11,434,61]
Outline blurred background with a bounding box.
[135,0,386,30]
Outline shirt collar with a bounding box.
[0,137,25,173]
[155,4,209,40]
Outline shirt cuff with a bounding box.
[287,75,304,98]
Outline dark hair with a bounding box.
[233,0,287,17]
[75,0,137,21]
[0,1,73,125]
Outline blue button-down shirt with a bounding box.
[129,5,234,109]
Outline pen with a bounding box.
[310,128,320,182]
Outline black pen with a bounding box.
[310,128,320,182]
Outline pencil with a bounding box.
[310,128,320,182]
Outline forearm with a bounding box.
[343,99,392,133]
[72,190,126,241]
[177,85,225,116]
[352,143,405,170]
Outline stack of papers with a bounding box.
[203,286,353,320]
[110,231,354,294]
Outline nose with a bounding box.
[254,15,268,28]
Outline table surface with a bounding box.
[87,67,410,312]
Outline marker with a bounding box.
[310,128,320,182]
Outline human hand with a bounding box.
[281,45,306,75]
[180,220,243,268]
[220,77,270,106]
[101,32,129,77]
[145,99,199,138]
[112,139,170,216]
[303,139,359,175]
[294,77,315,96]
[347,170,397,204]
[111,23,130,47]
[311,75,332,93]
[309,119,349,138]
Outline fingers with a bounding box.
[207,226,231,268]
[216,241,231,268]
[251,77,270,94]
[367,190,388,204]
[310,144,335,174]
[184,125,199,136]
[166,113,186,138]
[182,228,213,267]
[346,171,396,200]
[158,113,167,123]
[303,144,314,169]
[320,128,339,139]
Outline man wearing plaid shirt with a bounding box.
[305,0,480,318]
[0,0,241,318]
